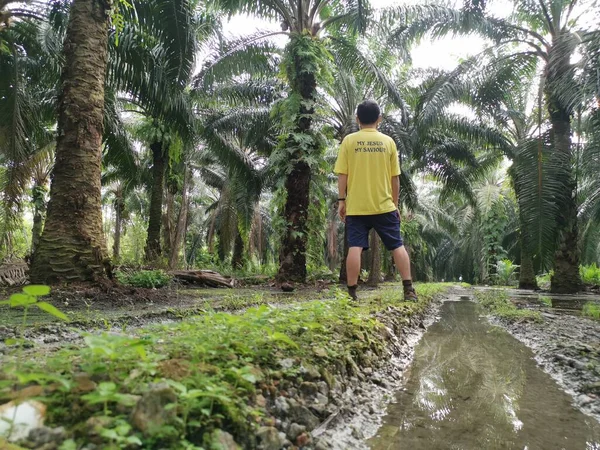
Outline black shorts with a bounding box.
[346,211,404,251]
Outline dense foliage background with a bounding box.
[0,0,599,292]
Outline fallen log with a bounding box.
[171,270,234,288]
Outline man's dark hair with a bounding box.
[356,100,381,125]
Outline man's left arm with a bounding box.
[390,139,401,215]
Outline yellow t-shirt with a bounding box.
[334,128,400,216]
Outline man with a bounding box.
[334,100,418,302]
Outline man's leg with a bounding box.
[344,216,370,301]
[374,211,418,301]
[346,247,362,300]
[391,246,417,300]
[391,245,411,280]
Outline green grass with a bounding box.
[0,283,451,450]
[474,290,542,322]
[539,295,552,307]
[582,302,600,319]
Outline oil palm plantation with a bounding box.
[387,0,600,292]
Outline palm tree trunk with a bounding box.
[232,228,245,269]
[339,225,348,284]
[30,184,47,256]
[366,230,381,287]
[548,106,581,293]
[277,36,319,283]
[168,168,189,269]
[30,0,110,283]
[519,241,538,290]
[162,188,175,258]
[145,141,165,262]
[113,192,124,262]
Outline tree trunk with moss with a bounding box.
[30,0,111,283]
[145,141,165,262]
[277,35,321,283]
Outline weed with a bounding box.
[539,295,552,307]
[0,285,67,369]
[116,270,172,289]
[494,260,519,286]
[582,302,600,319]
[474,290,541,322]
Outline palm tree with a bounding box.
[195,78,280,269]
[28,0,113,282]
[28,0,207,281]
[208,0,379,282]
[0,17,58,260]
[387,0,600,292]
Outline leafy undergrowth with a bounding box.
[116,269,173,289]
[474,290,542,323]
[0,283,451,450]
[582,302,600,319]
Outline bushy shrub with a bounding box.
[580,264,600,286]
[494,259,519,286]
[116,269,172,289]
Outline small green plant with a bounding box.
[494,260,519,286]
[100,419,142,449]
[81,382,139,416]
[582,302,600,319]
[536,271,553,288]
[116,270,172,288]
[580,264,600,285]
[475,290,541,322]
[539,295,552,307]
[0,285,67,369]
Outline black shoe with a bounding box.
[347,285,358,301]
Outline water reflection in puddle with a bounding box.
[368,300,600,450]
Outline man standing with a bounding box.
[334,100,417,302]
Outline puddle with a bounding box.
[368,300,600,450]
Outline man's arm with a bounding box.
[392,175,400,208]
[338,174,348,222]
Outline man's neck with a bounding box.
[359,125,377,130]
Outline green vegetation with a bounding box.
[494,260,519,286]
[116,270,173,289]
[580,264,600,286]
[0,283,450,449]
[582,302,600,320]
[474,290,542,323]
[539,296,552,307]
[0,0,598,293]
